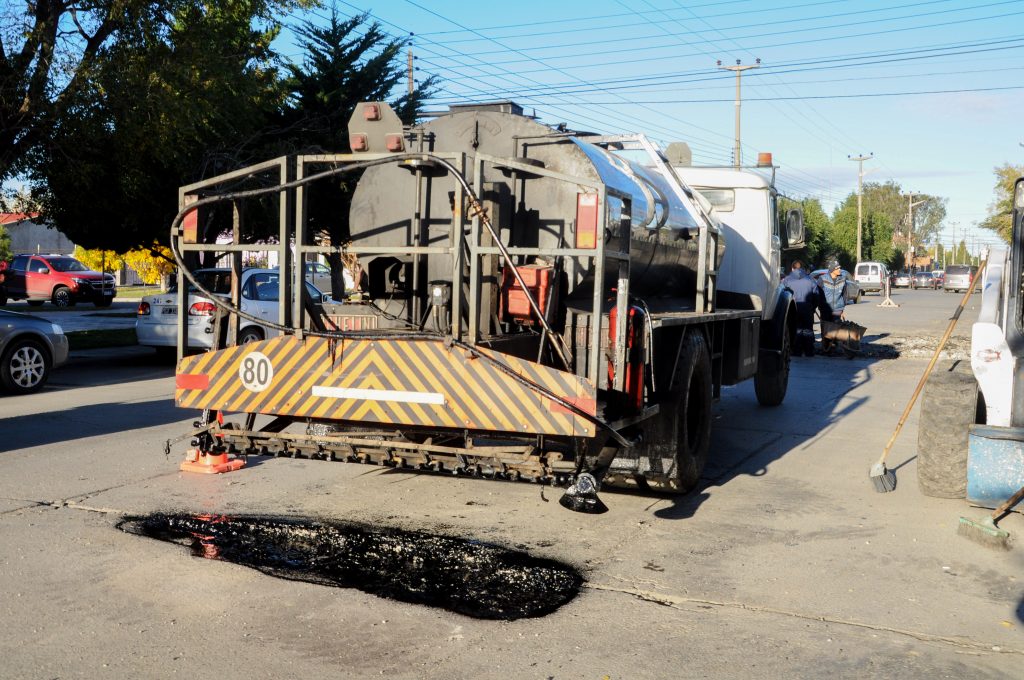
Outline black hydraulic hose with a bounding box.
[167,152,627,447]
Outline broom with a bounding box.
[870,259,986,493]
[958,485,1024,550]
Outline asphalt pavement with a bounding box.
[0,288,1020,679]
[1,298,141,332]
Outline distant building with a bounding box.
[911,255,933,270]
[0,213,76,255]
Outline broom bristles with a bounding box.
[870,462,897,493]
[957,516,1011,550]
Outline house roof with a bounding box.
[0,213,41,225]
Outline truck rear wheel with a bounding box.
[916,360,979,498]
[754,320,791,407]
[622,330,712,494]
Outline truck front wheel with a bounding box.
[754,321,791,406]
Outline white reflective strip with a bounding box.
[312,385,445,404]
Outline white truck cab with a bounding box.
[672,164,797,323]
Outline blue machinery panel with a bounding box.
[967,425,1024,508]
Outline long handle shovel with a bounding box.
[870,260,986,493]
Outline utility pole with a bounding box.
[849,153,873,263]
[906,193,926,268]
[718,59,760,168]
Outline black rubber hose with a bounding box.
[167,153,628,448]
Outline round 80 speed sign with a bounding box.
[239,351,274,392]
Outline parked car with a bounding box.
[890,270,913,288]
[304,261,334,296]
[810,268,864,304]
[2,253,116,308]
[854,261,889,294]
[931,270,945,288]
[911,271,936,289]
[943,264,978,293]
[0,309,69,393]
[136,268,332,355]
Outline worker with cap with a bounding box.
[818,258,848,323]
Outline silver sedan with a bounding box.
[0,310,69,393]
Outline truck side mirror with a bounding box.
[783,209,805,249]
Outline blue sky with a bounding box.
[287,0,1024,253]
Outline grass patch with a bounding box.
[117,286,165,299]
[66,327,138,351]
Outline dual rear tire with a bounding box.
[612,330,713,494]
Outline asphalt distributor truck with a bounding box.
[169,102,804,512]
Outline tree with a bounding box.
[278,10,438,291]
[0,1,134,182]
[828,202,858,269]
[8,1,310,251]
[73,246,123,273]
[123,245,176,284]
[979,163,1024,243]
[0,224,11,262]
[861,180,945,257]
[779,196,833,267]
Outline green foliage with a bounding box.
[827,203,858,269]
[29,1,304,251]
[860,180,945,257]
[779,196,828,265]
[272,10,437,289]
[11,2,436,252]
[0,225,11,262]
[979,163,1024,243]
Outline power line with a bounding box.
[444,0,1019,59]
[417,0,843,37]
[326,3,735,163]
[426,34,1024,101]
[518,84,1024,104]
[439,7,1024,71]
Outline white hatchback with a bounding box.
[136,268,328,354]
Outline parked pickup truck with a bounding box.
[1,253,116,308]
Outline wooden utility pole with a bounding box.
[849,153,873,263]
[717,59,760,168]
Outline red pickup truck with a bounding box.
[1,253,116,307]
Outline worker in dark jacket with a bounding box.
[783,260,824,357]
[818,259,849,322]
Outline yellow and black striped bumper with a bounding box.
[175,336,597,437]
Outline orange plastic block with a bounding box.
[180,448,245,474]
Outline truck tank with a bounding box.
[349,105,723,299]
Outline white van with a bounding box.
[855,261,889,294]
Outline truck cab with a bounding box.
[672,163,803,324]
[972,178,1024,427]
